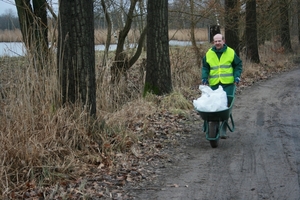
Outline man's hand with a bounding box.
[235,77,240,85]
[202,78,209,85]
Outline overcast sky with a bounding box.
[0,0,17,15]
[0,0,58,16]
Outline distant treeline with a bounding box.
[0,13,20,30]
[0,8,209,31]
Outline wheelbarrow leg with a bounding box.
[219,113,235,139]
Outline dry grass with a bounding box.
[0,29,22,42]
[169,28,209,41]
[0,35,299,198]
[0,28,210,44]
[239,41,295,88]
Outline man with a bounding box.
[201,33,243,138]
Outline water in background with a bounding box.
[0,42,25,57]
[0,40,204,57]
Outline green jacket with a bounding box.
[202,44,242,85]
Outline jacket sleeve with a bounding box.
[202,56,210,79]
[232,53,243,79]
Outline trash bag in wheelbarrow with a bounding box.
[193,85,228,112]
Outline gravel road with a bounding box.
[130,67,300,200]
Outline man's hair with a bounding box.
[213,34,224,41]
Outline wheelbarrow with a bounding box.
[195,86,236,148]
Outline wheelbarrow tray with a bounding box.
[196,95,235,121]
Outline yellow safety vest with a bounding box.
[206,47,234,86]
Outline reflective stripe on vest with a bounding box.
[206,47,234,86]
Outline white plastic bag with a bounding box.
[193,85,228,112]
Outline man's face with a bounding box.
[213,35,224,50]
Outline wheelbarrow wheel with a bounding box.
[209,122,219,148]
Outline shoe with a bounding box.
[220,135,228,139]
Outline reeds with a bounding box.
[0,29,22,42]
[0,28,210,43]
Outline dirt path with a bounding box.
[128,67,300,200]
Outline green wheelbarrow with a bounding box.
[195,86,236,148]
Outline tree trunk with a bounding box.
[138,0,147,52]
[101,0,112,67]
[110,0,139,84]
[189,0,202,68]
[279,0,293,53]
[224,0,240,56]
[32,0,48,58]
[15,0,34,50]
[144,0,172,96]
[245,0,260,63]
[57,0,96,116]
[298,0,300,44]
[15,0,48,67]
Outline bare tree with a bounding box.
[224,0,240,56]
[57,0,96,116]
[15,0,48,67]
[279,0,293,53]
[144,0,172,95]
[100,0,112,67]
[189,0,202,68]
[245,0,260,63]
[255,0,274,45]
[110,0,147,84]
[298,0,300,44]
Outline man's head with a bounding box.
[213,34,225,50]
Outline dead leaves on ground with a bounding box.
[8,108,190,199]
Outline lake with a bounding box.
[0,42,25,57]
[0,40,204,57]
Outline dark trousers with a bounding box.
[210,83,235,136]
